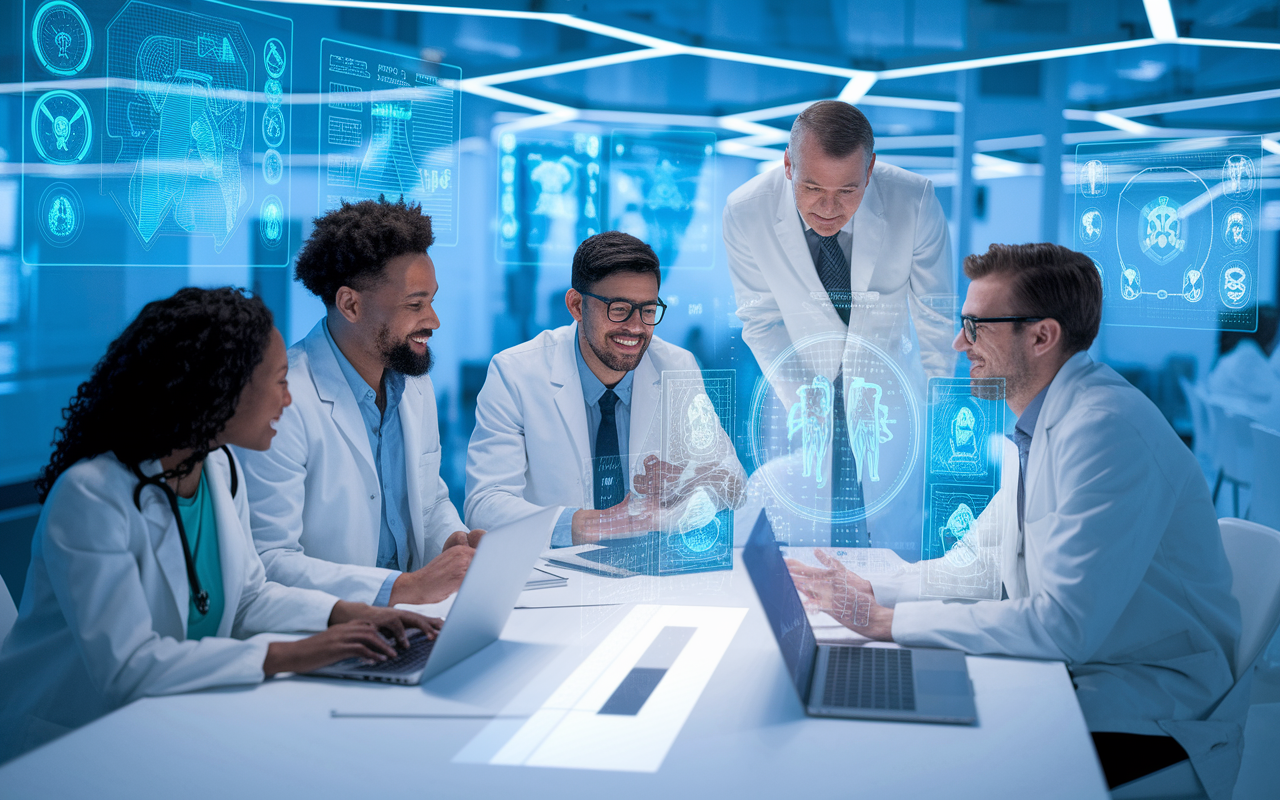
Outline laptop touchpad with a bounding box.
[915,669,970,696]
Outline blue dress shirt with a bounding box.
[549,337,635,547]
[324,322,411,605]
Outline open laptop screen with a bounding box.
[742,510,818,703]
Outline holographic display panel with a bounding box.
[496,131,604,265]
[608,130,716,269]
[1074,137,1262,332]
[21,0,294,266]
[657,369,736,574]
[319,39,460,247]
[920,377,1005,600]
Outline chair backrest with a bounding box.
[1206,402,1254,480]
[0,570,17,647]
[1181,377,1212,463]
[1218,517,1280,679]
[1250,424,1280,530]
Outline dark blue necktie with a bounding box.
[812,232,867,546]
[594,389,624,510]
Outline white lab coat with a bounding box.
[722,161,955,388]
[885,352,1242,798]
[463,323,744,535]
[235,320,465,603]
[0,450,336,762]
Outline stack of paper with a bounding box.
[524,566,568,590]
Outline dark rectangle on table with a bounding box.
[598,668,669,715]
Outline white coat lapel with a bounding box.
[774,178,845,332]
[135,460,191,628]
[400,378,426,566]
[628,351,662,476]
[207,454,245,637]
[552,325,592,488]
[848,169,887,294]
[303,323,377,478]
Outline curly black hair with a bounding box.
[35,287,275,503]
[294,196,435,306]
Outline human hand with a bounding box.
[388,545,474,605]
[443,529,486,550]
[263,610,441,676]
[465,529,485,549]
[327,601,443,648]
[787,550,894,641]
[570,493,659,545]
[632,456,744,511]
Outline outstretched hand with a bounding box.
[787,550,894,641]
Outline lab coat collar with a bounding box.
[1036,350,1095,437]
[551,323,592,480]
[302,320,378,476]
[773,173,844,332]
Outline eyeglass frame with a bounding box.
[579,291,667,325]
[960,314,1046,343]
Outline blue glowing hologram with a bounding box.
[320,39,460,246]
[31,89,92,165]
[259,195,283,246]
[846,376,895,483]
[32,0,92,77]
[263,36,285,78]
[264,79,282,107]
[1074,136,1261,332]
[262,148,282,184]
[608,130,717,269]
[496,131,602,264]
[920,377,1006,600]
[787,375,834,488]
[38,182,83,246]
[262,105,285,148]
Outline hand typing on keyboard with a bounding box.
[787,550,895,641]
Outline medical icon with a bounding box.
[675,488,720,553]
[530,156,577,219]
[264,79,283,107]
[32,0,92,77]
[788,375,835,488]
[1079,208,1103,246]
[847,377,895,483]
[609,130,716,269]
[38,182,83,246]
[938,503,978,568]
[260,195,283,246]
[262,148,283,184]
[495,132,603,263]
[31,89,92,165]
[262,105,285,148]
[1079,159,1107,197]
[1221,262,1250,309]
[1182,268,1204,303]
[1139,195,1184,265]
[951,407,977,460]
[685,394,717,455]
[1120,266,1141,300]
[1222,208,1251,251]
[263,37,286,78]
[1222,155,1254,199]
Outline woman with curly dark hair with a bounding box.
[0,287,441,761]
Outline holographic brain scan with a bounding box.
[748,331,920,532]
[1074,137,1262,332]
[319,39,461,246]
[496,131,604,264]
[609,130,716,269]
[21,0,294,266]
[920,378,1005,600]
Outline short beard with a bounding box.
[583,320,646,374]
[377,325,433,377]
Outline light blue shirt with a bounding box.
[549,336,636,547]
[324,322,410,605]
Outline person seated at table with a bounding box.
[237,198,482,607]
[1205,304,1279,404]
[0,288,439,763]
[465,231,745,546]
[788,243,1242,795]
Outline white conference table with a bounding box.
[0,551,1108,799]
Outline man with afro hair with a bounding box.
[237,197,483,606]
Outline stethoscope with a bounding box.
[129,446,238,617]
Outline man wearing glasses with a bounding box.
[788,243,1241,794]
[465,231,744,546]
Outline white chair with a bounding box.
[1250,424,1280,531]
[1182,378,1215,484]
[1206,402,1254,517]
[0,571,17,647]
[1112,518,1280,799]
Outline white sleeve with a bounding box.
[906,179,957,380]
[723,200,792,375]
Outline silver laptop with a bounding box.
[743,511,977,724]
[311,507,559,686]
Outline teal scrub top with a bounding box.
[175,470,225,641]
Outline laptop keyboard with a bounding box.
[348,632,436,674]
[822,647,916,711]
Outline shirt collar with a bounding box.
[574,333,635,407]
[323,320,404,411]
[1015,385,1049,440]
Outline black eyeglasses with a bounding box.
[580,291,667,325]
[961,315,1045,343]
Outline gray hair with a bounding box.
[789,100,875,164]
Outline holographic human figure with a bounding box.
[1121,266,1141,300]
[1182,268,1204,303]
[787,375,834,488]
[530,156,577,219]
[950,406,977,461]
[356,101,420,199]
[938,503,979,568]
[685,393,717,455]
[847,377,894,483]
[1140,196,1184,265]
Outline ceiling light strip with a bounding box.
[1143,0,1179,41]
[462,48,679,86]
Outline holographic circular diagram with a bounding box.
[260,195,283,246]
[264,79,282,107]
[261,105,284,148]
[31,89,92,165]
[1222,207,1252,252]
[1221,261,1251,310]
[262,148,283,185]
[39,182,84,246]
[32,1,92,77]
[748,331,921,525]
[263,37,286,78]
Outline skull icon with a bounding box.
[1222,208,1251,251]
[1220,263,1250,309]
[1140,196,1184,265]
